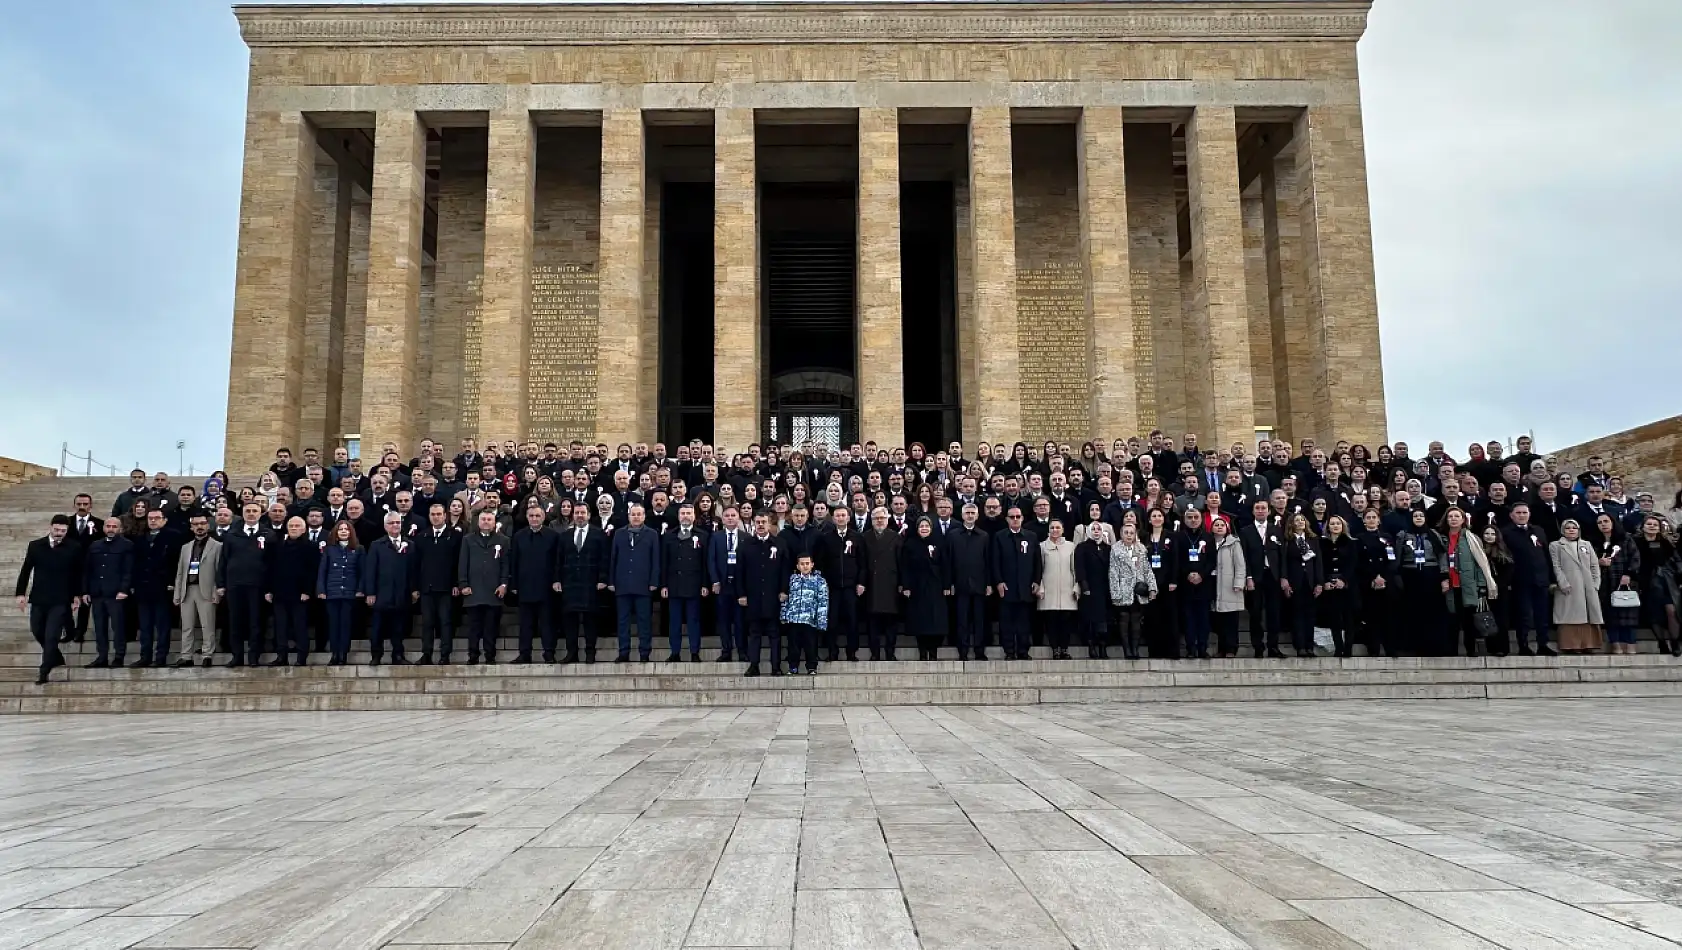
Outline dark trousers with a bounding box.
[311,597,328,652]
[786,622,819,670]
[1452,603,1482,656]
[272,598,310,661]
[866,613,898,658]
[827,586,857,658]
[1182,598,1212,656]
[1043,610,1074,652]
[227,586,264,663]
[955,594,987,658]
[517,600,554,659]
[1111,604,1145,658]
[1513,583,1552,650]
[91,596,127,661]
[1213,610,1241,656]
[715,592,743,658]
[616,594,653,657]
[667,596,701,655]
[1246,582,1282,655]
[371,606,410,661]
[63,598,89,641]
[136,598,171,664]
[465,605,499,659]
[419,593,454,659]
[746,617,781,669]
[1320,587,1356,655]
[560,609,598,659]
[1284,591,1316,653]
[30,603,67,676]
[998,601,1033,658]
[1360,586,1396,655]
[324,599,354,660]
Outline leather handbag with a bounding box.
[1610,588,1641,609]
[1134,581,1152,602]
[1472,599,1499,638]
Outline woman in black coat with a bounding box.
[1281,513,1324,658]
[1141,507,1179,659]
[1317,515,1361,657]
[899,517,951,660]
[1176,509,1215,659]
[1354,508,1400,656]
[1074,522,1113,658]
[268,517,321,666]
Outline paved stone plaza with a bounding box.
[6,702,1682,947]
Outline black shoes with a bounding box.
[640,653,653,663]
[267,658,287,668]
[690,652,703,663]
[1538,647,1558,657]
[667,652,681,663]
[173,659,192,668]
[226,660,244,668]
[561,653,580,664]
[744,663,760,677]
[416,656,433,666]
[86,658,108,669]
[512,656,531,665]
[615,652,630,664]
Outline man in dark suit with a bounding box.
[131,509,181,668]
[14,515,81,684]
[62,493,102,643]
[708,505,751,663]
[216,501,271,667]
[1501,502,1557,657]
[362,512,416,665]
[811,507,866,662]
[1238,499,1286,658]
[508,505,561,663]
[557,503,609,663]
[413,503,462,664]
[989,506,1040,660]
[660,503,709,663]
[739,512,789,677]
[948,502,992,661]
[81,517,133,668]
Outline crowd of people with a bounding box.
[15,433,1682,686]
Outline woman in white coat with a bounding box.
[1550,518,1604,653]
[1036,520,1080,660]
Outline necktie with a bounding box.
[576,528,584,547]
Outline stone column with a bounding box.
[597,108,646,444]
[1242,180,1277,433]
[358,110,427,457]
[1185,106,1255,454]
[479,108,536,444]
[967,106,1021,441]
[1294,104,1387,448]
[340,198,370,447]
[714,108,759,452]
[433,129,488,450]
[1124,125,1179,436]
[300,162,352,453]
[1262,160,1317,446]
[857,107,904,446]
[1077,106,1140,440]
[225,110,313,475]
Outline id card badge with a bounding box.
[188,559,201,578]
[727,550,738,566]
[1187,550,1200,564]
[1385,544,1397,561]
[1413,549,1425,566]
[1150,553,1163,569]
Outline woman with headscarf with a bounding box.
[1550,519,1604,654]
[898,516,951,661]
[1074,521,1113,658]
[1036,519,1079,660]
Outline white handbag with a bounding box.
[1610,588,1641,609]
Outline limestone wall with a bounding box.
[1552,416,1682,505]
[0,458,56,492]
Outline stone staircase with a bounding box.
[4,476,1682,713]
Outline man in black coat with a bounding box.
[1501,502,1557,657]
[14,515,81,684]
[131,508,182,668]
[811,507,866,662]
[362,512,416,665]
[413,503,462,663]
[947,502,992,661]
[739,511,789,677]
[216,501,271,667]
[509,505,562,663]
[81,517,133,668]
[1238,499,1286,658]
[63,493,102,643]
[989,506,1040,660]
[660,503,709,662]
[557,503,609,663]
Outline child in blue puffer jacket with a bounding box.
[780,554,829,674]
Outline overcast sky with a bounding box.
[1,0,1677,475]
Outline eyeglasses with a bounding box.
[1006,513,1022,520]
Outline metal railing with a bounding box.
[59,442,201,478]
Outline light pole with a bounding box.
[177,441,186,476]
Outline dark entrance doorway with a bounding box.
[656,181,715,444]
[901,180,961,449]
[762,180,858,447]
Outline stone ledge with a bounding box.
[235,2,1374,48]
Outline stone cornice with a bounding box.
[234,1,1373,48]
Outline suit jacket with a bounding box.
[457,531,511,607]
[661,527,710,599]
[608,525,661,595]
[739,532,790,620]
[557,524,609,612]
[132,529,182,600]
[68,514,103,550]
[708,526,752,598]
[508,526,561,604]
[269,536,321,601]
[989,529,1042,604]
[1237,517,1284,584]
[173,535,223,605]
[362,536,417,607]
[811,526,867,592]
[414,525,463,595]
[217,525,272,591]
[15,537,82,605]
[82,535,134,599]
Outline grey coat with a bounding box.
[1549,538,1603,625]
[1213,536,1248,613]
[1107,541,1158,607]
[1037,539,1079,611]
[458,530,512,607]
